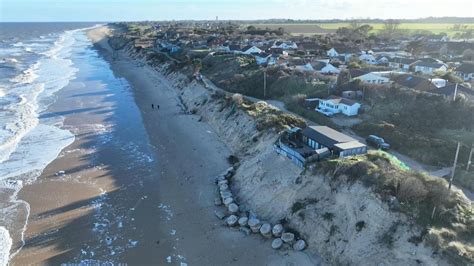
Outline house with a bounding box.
[301,126,367,158]
[316,96,361,116]
[349,69,390,84]
[392,74,437,91]
[376,55,390,65]
[311,61,340,74]
[255,52,272,65]
[272,41,298,50]
[413,61,448,74]
[359,52,377,65]
[327,46,361,62]
[432,83,474,101]
[388,57,420,71]
[456,63,474,81]
[240,45,262,55]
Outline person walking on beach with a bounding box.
[157,104,160,110]
[152,103,154,109]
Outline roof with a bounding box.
[456,63,474,73]
[389,57,419,65]
[301,126,356,149]
[332,45,361,54]
[334,141,367,151]
[311,61,326,71]
[241,45,254,52]
[324,95,359,106]
[255,52,271,58]
[393,74,437,91]
[432,84,474,101]
[414,61,446,69]
[349,69,370,78]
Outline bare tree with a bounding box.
[382,19,401,40]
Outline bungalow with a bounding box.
[388,57,420,71]
[359,52,377,65]
[301,126,367,158]
[272,41,298,50]
[456,63,474,81]
[255,52,272,65]
[240,45,262,55]
[349,69,390,84]
[317,96,361,116]
[432,83,474,101]
[327,46,361,62]
[392,74,437,91]
[311,61,340,74]
[413,61,448,74]
[376,55,390,65]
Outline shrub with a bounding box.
[398,177,428,204]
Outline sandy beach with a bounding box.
[10,25,317,265]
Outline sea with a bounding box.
[0,22,100,265]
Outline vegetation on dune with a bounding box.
[317,151,473,264]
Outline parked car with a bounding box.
[366,135,390,150]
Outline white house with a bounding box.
[456,63,474,81]
[255,52,272,65]
[311,61,340,74]
[241,45,262,55]
[316,96,361,116]
[413,62,448,74]
[430,78,447,88]
[272,41,298,50]
[359,52,377,65]
[349,70,390,84]
[376,55,390,65]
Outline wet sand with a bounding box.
[11,26,316,265]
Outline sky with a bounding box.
[0,0,473,22]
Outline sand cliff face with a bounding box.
[154,67,449,266]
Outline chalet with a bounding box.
[456,63,474,81]
[359,52,377,65]
[240,45,262,55]
[392,74,437,91]
[311,61,340,74]
[317,96,361,116]
[327,46,361,62]
[413,61,448,74]
[255,52,272,65]
[301,126,367,158]
[388,57,420,71]
[274,126,367,167]
[349,69,390,84]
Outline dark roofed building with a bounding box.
[392,74,437,91]
[301,126,367,157]
[433,83,474,101]
[456,63,474,81]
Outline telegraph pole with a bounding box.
[467,144,473,171]
[448,142,461,190]
[453,83,458,101]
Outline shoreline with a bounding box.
[12,25,317,265]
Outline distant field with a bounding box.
[248,23,474,36]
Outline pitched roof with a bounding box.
[393,74,437,91]
[301,126,356,149]
[413,61,446,68]
[311,61,326,71]
[349,69,370,78]
[325,95,359,106]
[432,84,474,101]
[456,63,474,73]
[389,57,419,65]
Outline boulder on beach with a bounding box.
[223,197,234,206]
[281,232,295,244]
[248,218,261,233]
[271,238,283,249]
[220,191,232,199]
[214,209,226,220]
[293,239,306,251]
[214,197,222,206]
[228,203,239,213]
[225,215,238,226]
[259,223,272,238]
[219,183,229,191]
[238,216,249,227]
[272,224,284,237]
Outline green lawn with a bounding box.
[248,23,474,36]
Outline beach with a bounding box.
[10,25,316,265]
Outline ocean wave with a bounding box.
[0,226,12,266]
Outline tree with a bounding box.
[463,49,474,61]
[247,25,256,31]
[381,19,401,40]
[406,39,425,57]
